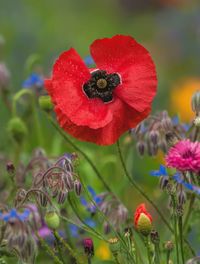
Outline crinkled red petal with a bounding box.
[90,35,157,112]
[45,48,112,129]
[54,99,151,145]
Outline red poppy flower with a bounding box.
[45,35,157,145]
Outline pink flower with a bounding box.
[165,139,200,173]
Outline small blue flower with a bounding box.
[0,208,30,222]
[150,165,168,177]
[84,56,95,66]
[22,73,44,88]
[69,218,96,237]
[173,173,200,195]
[80,186,103,213]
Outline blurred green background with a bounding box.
[1,0,200,261]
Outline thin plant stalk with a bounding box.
[54,231,83,264]
[178,216,185,264]
[171,197,180,264]
[35,232,63,264]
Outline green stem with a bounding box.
[154,244,160,264]
[54,231,83,264]
[171,197,180,264]
[183,194,195,233]
[178,216,185,264]
[144,238,152,264]
[88,257,92,264]
[116,140,172,232]
[166,251,170,264]
[53,231,66,264]
[35,232,63,264]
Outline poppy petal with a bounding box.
[45,49,113,129]
[55,99,151,145]
[90,35,157,112]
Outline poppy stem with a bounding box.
[116,140,172,232]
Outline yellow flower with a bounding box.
[96,242,111,260]
[170,78,200,122]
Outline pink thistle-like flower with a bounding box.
[165,139,200,173]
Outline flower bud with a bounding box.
[194,116,200,127]
[164,241,174,252]
[6,161,15,175]
[83,238,94,257]
[149,130,159,145]
[74,180,82,196]
[38,95,53,112]
[150,230,160,244]
[7,117,27,144]
[165,132,179,147]
[161,117,173,131]
[44,211,60,230]
[136,141,146,156]
[134,204,152,236]
[191,90,200,114]
[108,237,120,255]
[0,63,10,93]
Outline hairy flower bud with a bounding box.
[136,141,146,156]
[0,63,10,93]
[38,95,53,112]
[6,161,15,175]
[165,132,179,147]
[149,130,159,145]
[7,117,27,144]
[191,90,200,114]
[134,204,152,236]
[74,180,82,196]
[164,241,174,252]
[150,230,160,244]
[194,116,200,127]
[44,211,60,230]
[161,117,173,131]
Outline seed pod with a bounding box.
[74,180,82,196]
[109,237,120,255]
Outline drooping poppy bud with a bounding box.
[134,203,152,236]
[44,211,60,230]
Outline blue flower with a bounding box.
[0,208,30,222]
[69,218,96,237]
[84,56,95,66]
[80,186,103,213]
[150,165,168,177]
[173,173,200,195]
[22,73,44,88]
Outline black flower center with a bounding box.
[83,70,121,103]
